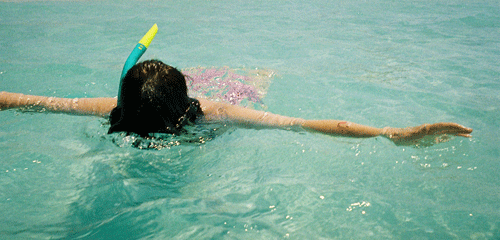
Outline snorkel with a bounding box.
[117,24,158,104]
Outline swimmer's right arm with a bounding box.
[0,91,117,117]
[198,98,383,137]
[197,98,473,144]
[198,98,380,136]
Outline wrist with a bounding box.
[381,127,393,138]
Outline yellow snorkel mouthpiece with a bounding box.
[138,23,158,48]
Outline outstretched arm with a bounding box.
[197,98,472,144]
[0,91,116,117]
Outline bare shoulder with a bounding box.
[195,97,303,128]
[196,98,233,120]
[196,98,220,112]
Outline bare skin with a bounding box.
[381,123,473,145]
[0,91,472,145]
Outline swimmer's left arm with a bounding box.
[0,91,117,117]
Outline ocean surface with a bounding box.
[1,0,499,239]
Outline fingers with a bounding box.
[427,123,472,136]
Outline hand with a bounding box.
[382,122,473,146]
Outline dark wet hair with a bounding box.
[108,60,201,136]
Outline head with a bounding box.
[108,60,196,136]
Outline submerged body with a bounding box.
[0,58,473,146]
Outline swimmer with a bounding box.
[0,60,472,145]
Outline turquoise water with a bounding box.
[1,0,499,239]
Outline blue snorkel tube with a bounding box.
[117,24,158,104]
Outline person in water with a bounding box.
[0,60,472,145]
